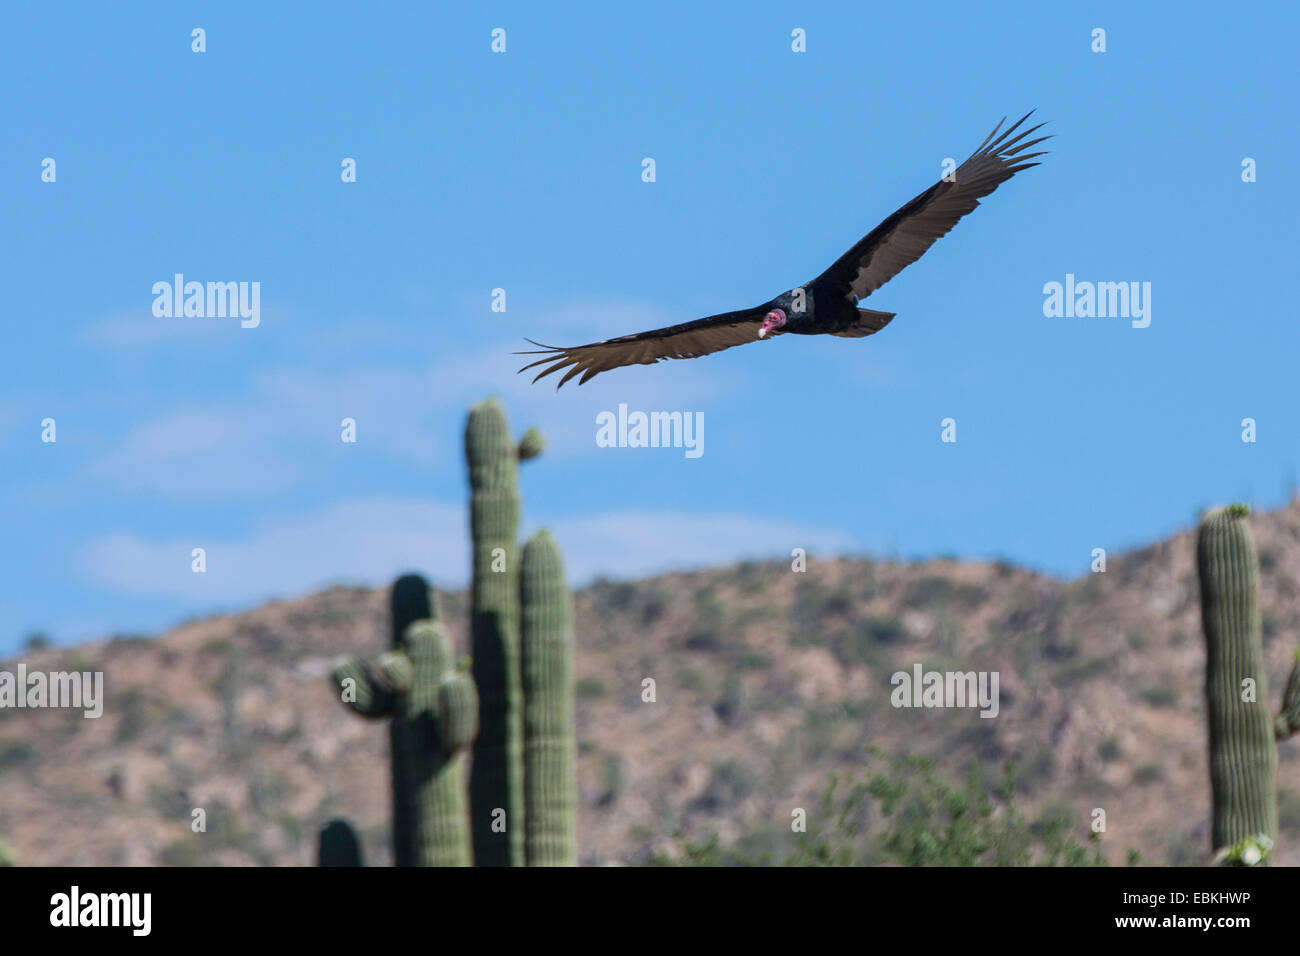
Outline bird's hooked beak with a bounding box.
[758,309,787,338]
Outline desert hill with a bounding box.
[4,501,1300,865]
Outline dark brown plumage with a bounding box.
[520,112,1049,388]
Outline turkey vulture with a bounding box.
[519,112,1049,388]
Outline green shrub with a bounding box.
[737,650,773,671]
[675,665,707,693]
[904,576,987,610]
[0,741,37,770]
[1057,656,1110,684]
[1017,744,1056,794]
[789,578,825,647]
[319,607,354,626]
[596,754,623,808]
[115,688,151,743]
[590,578,638,614]
[1139,686,1177,708]
[736,563,770,596]
[692,759,755,811]
[860,615,907,645]
[640,588,669,625]
[1278,788,1300,834]
[158,838,205,866]
[248,771,290,816]
[685,628,722,651]
[108,634,152,649]
[712,676,749,726]
[1133,763,1165,784]
[23,632,51,651]
[820,586,854,617]
[147,783,191,818]
[662,757,1115,867]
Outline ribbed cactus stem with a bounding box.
[520,530,578,866]
[317,818,364,866]
[395,619,478,866]
[466,399,538,866]
[440,676,480,752]
[330,574,478,866]
[1198,505,1278,864]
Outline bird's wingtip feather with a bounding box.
[515,337,564,355]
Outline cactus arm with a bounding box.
[331,656,396,719]
[438,674,480,752]
[1275,651,1300,741]
[376,649,415,694]
[518,427,546,460]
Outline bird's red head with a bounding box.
[758,309,786,338]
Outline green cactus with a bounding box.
[1198,505,1279,864]
[0,836,16,867]
[465,399,542,866]
[520,530,578,866]
[317,818,364,867]
[331,574,478,866]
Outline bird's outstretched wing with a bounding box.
[517,307,771,388]
[814,112,1050,302]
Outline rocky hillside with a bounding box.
[4,500,1300,866]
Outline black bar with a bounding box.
[0,865,1280,942]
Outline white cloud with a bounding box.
[87,298,746,500]
[76,497,854,602]
[78,498,466,602]
[89,406,307,498]
[81,307,245,349]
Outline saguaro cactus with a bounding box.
[520,530,578,866]
[331,574,478,866]
[1198,504,1300,865]
[317,818,364,867]
[465,399,543,866]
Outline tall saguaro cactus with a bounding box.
[1198,504,1300,865]
[520,530,578,866]
[465,398,543,866]
[331,574,478,866]
[324,399,577,867]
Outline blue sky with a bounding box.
[3,3,1297,652]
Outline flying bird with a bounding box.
[519,112,1049,388]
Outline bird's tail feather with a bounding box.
[831,308,896,338]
